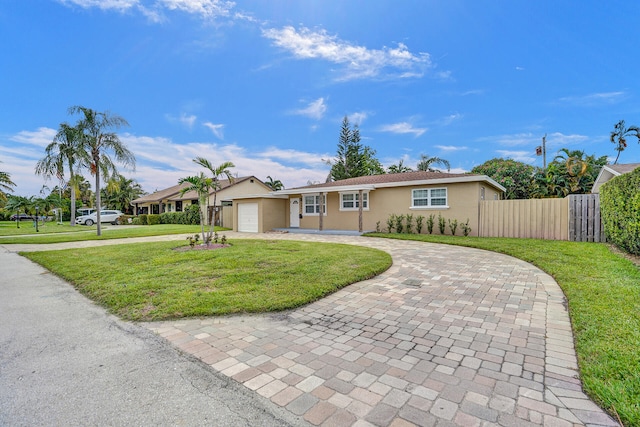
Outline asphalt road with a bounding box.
[0,245,306,427]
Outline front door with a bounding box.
[289,198,300,228]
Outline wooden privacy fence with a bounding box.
[479,194,605,242]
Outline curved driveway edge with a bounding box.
[144,233,618,427]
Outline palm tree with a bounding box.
[387,159,413,174]
[70,106,136,236]
[193,157,235,238]
[0,161,16,203]
[416,154,451,172]
[35,123,87,226]
[265,176,284,191]
[178,173,213,244]
[610,120,640,164]
[5,195,32,228]
[102,174,145,214]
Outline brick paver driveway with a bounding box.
[146,233,617,427]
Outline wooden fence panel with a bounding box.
[568,194,605,242]
[479,198,568,240]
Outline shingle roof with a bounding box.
[131,182,190,204]
[292,171,478,190]
[607,163,640,174]
[169,176,252,201]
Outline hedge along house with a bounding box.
[232,171,505,235]
[132,176,271,228]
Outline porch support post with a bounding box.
[318,192,324,231]
[358,189,363,233]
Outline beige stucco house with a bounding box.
[591,163,640,193]
[132,176,271,227]
[232,171,505,235]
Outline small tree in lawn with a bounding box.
[178,173,212,244]
[192,157,234,243]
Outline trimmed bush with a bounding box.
[138,214,148,225]
[601,167,640,255]
[147,214,161,225]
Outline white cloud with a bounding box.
[438,113,462,126]
[158,0,235,18]
[291,98,327,120]
[257,147,330,167]
[435,145,467,152]
[378,122,427,137]
[58,0,140,11]
[480,132,588,149]
[558,91,626,106]
[10,127,58,148]
[203,122,224,139]
[165,113,197,129]
[348,112,368,126]
[262,26,433,81]
[496,150,536,163]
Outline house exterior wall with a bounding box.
[233,197,287,233]
[295,182,498,236]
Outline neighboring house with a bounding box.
[232,171,505,235]
[132,176,271,227]
[591,163,640,193]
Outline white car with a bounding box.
[75,210,123,226]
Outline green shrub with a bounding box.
[426,214,435,234]
[405,214,414,234]
[138,214,148,225]
[147,214,161,225]
[386,214,396,233]
[415,215,424,234]
[448,218,458,236]
[132,217,143,225]
[461,219,472,237]
[157,205,201,225]
[395,214,405,233]
[438,214,446,234]
[119,215,134,225]
[601,167,640,255]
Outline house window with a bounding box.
[176,201,183,212]
[340,192,368,211]
[303,194,326,215]
[411,188,448,208]
[168,203,173,212]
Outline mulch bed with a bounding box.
[173,244,230,252]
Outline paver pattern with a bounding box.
[145,233,618,427]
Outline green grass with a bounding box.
[0,221,91,236]
[22,239,392,321]
[366,232,640,426]
[0,223,207,243]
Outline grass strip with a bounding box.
[22,239,391,322]
[0,223,206,243]
[366,232,639,426]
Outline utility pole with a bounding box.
[536,134,547,169]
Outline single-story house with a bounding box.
[132,176,271,227]
[231,171,505,235]
[591,163,640,193]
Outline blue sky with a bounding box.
[2,0,640,197]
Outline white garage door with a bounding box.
[238,203,259,233]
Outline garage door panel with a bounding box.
[238,203,258,233]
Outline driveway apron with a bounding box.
[144,233,618,427]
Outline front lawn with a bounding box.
[367,232,639,427]
[0,221,91,236]
[0,223,205,243]
[22,239,392,321]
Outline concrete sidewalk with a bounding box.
[0,243,305,427]
[1,233,619,426]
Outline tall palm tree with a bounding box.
[265,176,284,191]
[178,173,213,244]
[416,154,451,172]
[193,157,234,235]
[610,120,640,164]
[0,161,16,203]
[35,123,87,226]
[70,106,136,236]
